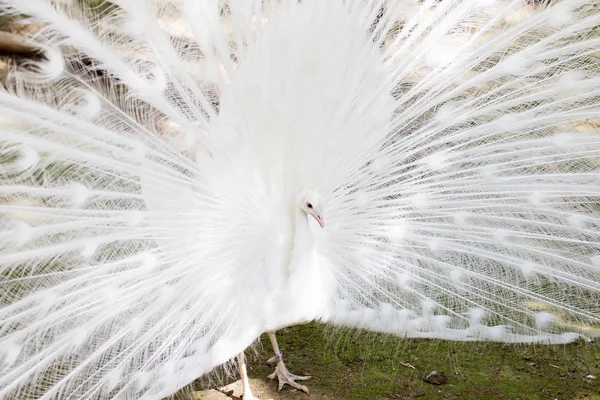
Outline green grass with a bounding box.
[194,323,600,400]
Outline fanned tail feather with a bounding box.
[319,0,600,343]
[0,1,598,399]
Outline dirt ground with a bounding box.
[190,323,599,400]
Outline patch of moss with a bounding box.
[241,323,600,400]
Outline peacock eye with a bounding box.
[307,203,313,209]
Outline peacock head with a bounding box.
[298,190,325,228]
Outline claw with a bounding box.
[268,360,311,393]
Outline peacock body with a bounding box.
[0,0,599,399]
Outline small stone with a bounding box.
[423,370,448,385]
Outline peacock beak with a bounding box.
[314,214,325,229]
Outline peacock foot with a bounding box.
[267,352,311,393]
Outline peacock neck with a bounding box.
[292,206,314,256]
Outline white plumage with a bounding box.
[0,0,599,399]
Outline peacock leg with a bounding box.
[266,331,311,393]
[237,353,259,400]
